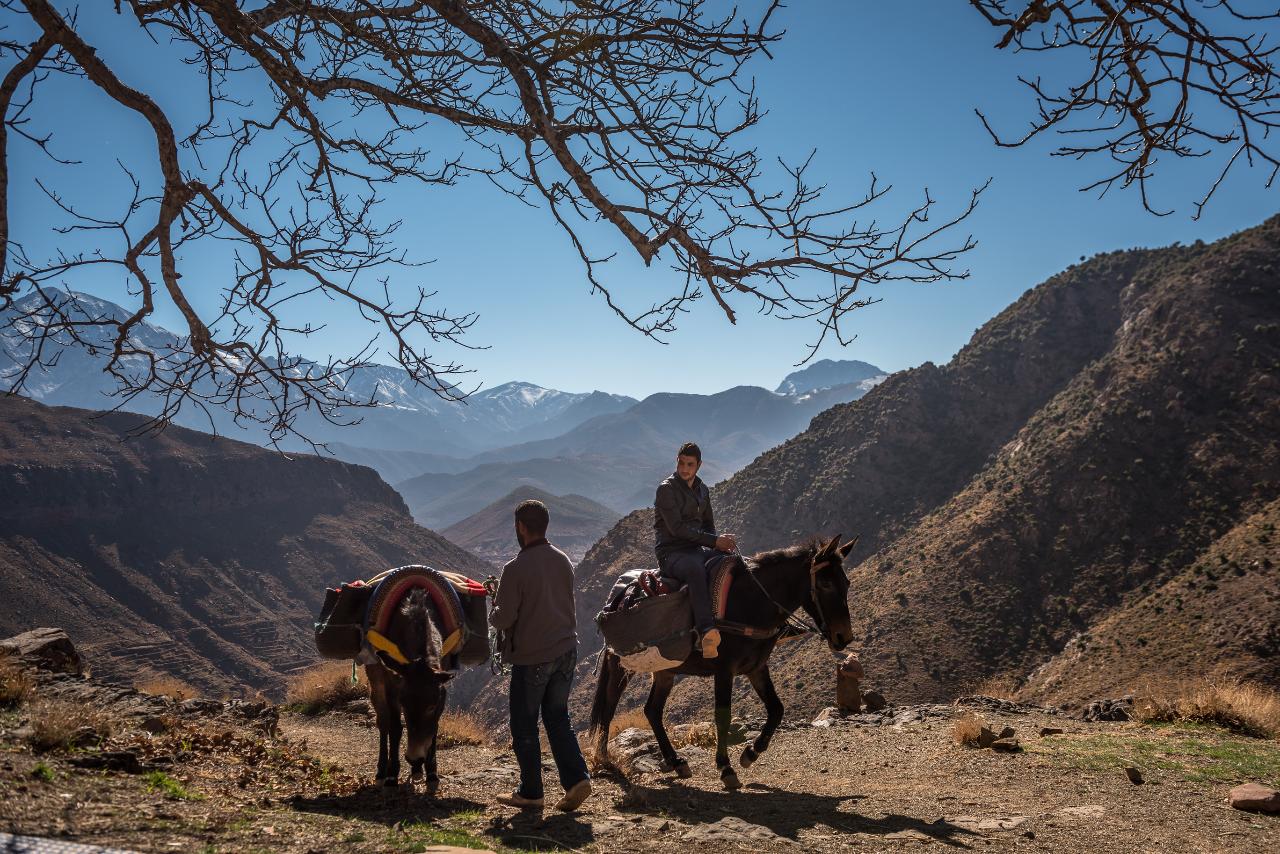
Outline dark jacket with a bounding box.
[653,473,717,561]
[488,539,578,665]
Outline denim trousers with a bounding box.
[509,647,590,799]
[660,547,716,632]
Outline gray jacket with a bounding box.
[488,540,578,665]
[653,473,717,561]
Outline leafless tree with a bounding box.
[970,1,1280,216]
[4,3,1269,442]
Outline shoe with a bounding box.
[496,789,544,810]
[700,628,721,659]
[554,778,592,812]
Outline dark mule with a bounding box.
[589,535,856,790]
[361,589,453,792]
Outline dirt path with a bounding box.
[4,691,1279,853]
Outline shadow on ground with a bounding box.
[619,778,981,847]
[289,783,486,826]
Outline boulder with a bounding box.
[1082,697,1132,722]
[0,628,81,675]
[1039,727,1064,737]
[836,654,863,713]
[990,738,1021,753]
[1228,783,1280,813]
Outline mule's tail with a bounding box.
[587,648,629,756]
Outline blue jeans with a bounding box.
[660,547,716,632]
[509,648,589,800]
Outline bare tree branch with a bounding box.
[970,0,1280,217]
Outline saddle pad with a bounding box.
[364,565,466,662]
[710,553,742,620]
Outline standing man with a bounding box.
[654,442,737,659]
[489,499,592,812]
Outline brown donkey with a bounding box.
[361,589,453,792]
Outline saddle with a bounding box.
[600,553,740,618]
[595,554,744,673]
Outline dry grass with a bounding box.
[135,674,198,701]
[952,712,987,747]
[437,711,486,748]
[0,654,33,707]
[607,708,651,738]
[285,661,368,715]
[28,699,115,752]
[673,722,717,750]
[970,675,1021,701]
[1134,679,1280,739]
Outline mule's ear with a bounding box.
[823,534,842,554]
[838,536,859,558]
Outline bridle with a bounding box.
[736,548,844,641]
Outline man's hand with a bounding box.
[715,534,737,553]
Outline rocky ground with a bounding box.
[3,660,1279,854]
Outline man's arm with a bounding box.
[655,482,717,548]
[489,561,522,632]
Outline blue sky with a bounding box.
[9,2,1277,399]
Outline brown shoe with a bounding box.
[496,789,544,810]
[701,628,721,659]
[554,778,592,812]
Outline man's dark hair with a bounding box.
[514,499,550,537]
[677,442,702,462]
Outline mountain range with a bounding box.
[0,290,888,527]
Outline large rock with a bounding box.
[1229,783,1280,813]
[0,628,81,675]
[836,653,864,713]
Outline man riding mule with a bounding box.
[590,534,857,790]
[654,442,738,659]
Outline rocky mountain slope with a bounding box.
[442,485,621,565]
[0,395,488,697]
[538,217,1279,726]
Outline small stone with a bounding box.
[978,726,997,749]
[812,707,843,725]
[1228,783,1280,813]
[997,726,1016,740]
[862,690,887,712]
[1124,766,1143,785]
[989,738,1021,753]
[1039,727,1063,737]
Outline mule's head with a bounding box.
[802,535,857,652]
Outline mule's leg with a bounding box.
[424,714,441,797]
[644,671,690,779]
[587,651,630,763]
[740,665,784,769]
[713,669,740,790]
[376,693,403,787]
[367,666,392,784]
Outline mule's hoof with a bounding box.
[720,768,742,790]
[675,760,693,779]
[426,779,440,797]
[740,746,758,768]
[381,776,399,788]
[410,769,424,782]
